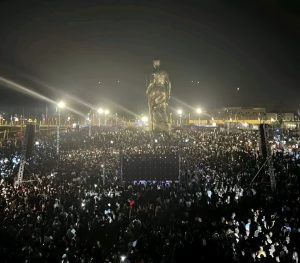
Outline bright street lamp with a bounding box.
[196,108,202,114]
[97,108,104,127]
[97,108,109,126]
[196,108,202,125]
[104,109,110,126]
[270,117,275,129]
[177,109,183,126]
[57,101,65,109]
[56,100,66,158]
[141,116,148,123]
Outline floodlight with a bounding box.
[57,101,65,109]
[196,108,202,114]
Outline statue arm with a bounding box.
[146,74,155,95]
[165,73,171,100]
[167,80,171,100]
[146,83,154,95]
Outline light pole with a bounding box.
[97,108,103,127]
[271,117,275,130]
[196,108,202,125]
[87,109,92,137]
[104,109,110,126]
[87,117,92,137]
[141,115,149,129]
[211,117,215,126]
[56,101,65,156]
[141,116,148,123]
[177,109,183,126]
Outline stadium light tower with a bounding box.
[97,108,104,127]
[104,109,110,126]
[57,101,65,109]
[56,100,65,156]
[270,117,275,129]
[177,109,183,126]
[87,111,92,137]
[141,116,148,123]
[196,108,202,125]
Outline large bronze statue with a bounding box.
[146,59,171,133]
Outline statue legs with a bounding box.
[151,106,170,133]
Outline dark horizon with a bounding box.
[0,0,299,115]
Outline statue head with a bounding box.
[153,58,160,70]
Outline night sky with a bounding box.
[0,0,299,114]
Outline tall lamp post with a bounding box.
[196,108,202,125]
[56,101,65,156]
[115,113,118,126]
[104,109,110,126]
[271,117,275,130]
[177,109,183,126]
[87,117,92,137]
[97,108,103,127]
[141,115,149,130]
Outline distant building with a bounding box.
[194,107,300,129]
[222,107,266,120]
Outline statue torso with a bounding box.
[147,69,170,108]
[152,71,168,87]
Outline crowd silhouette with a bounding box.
[0,127,299,262]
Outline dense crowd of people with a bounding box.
[0,126,300,262]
